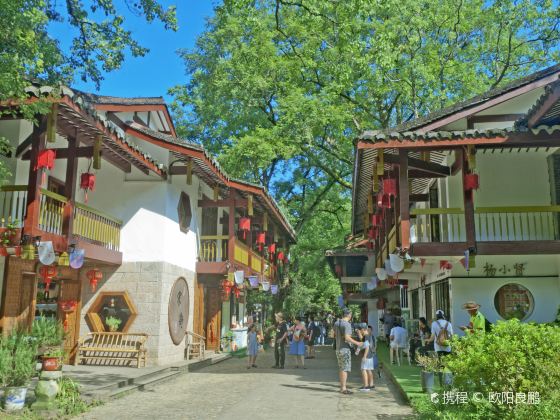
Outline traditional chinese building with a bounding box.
[0,84,294,365]
[338,64,560,335]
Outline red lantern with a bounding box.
[233,285,241,299]
[59,300,78,331]
[36,149,56,185]
[239,217,251,239]
[39,265,57,292]
[464,173,479,191]
[376,192,385,207]
[80,173,96,203]
[256,232,266,251]
[277,251,285,262]
[87,269,103,292]
[439,260,453,270]
[221,279,232,300]
[383,178,398,197]
[268,243,276,255]
[381,193,391,208]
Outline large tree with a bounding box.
[173,0,559,314]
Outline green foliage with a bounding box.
[105,316,122,331]
[416,320,560,419]
[172,0,560,316]
[416,354,441,373]
[0,330,37,387]
[31,316,65,349]
[55,376,100,416]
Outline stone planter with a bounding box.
[421,370,435,393]
[41,356,62,372]
[4,386,27,411]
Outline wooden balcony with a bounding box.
[408,205,560,256]
[0,185,123,264]
[196,235,274,280]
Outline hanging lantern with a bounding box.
[277,251,285,262]
[233,285,241,299]
[80,173,96,203]
[464,173,479,191]
[59,300,77,331]
[383,178,398,198]
[256,232,266,251]
[87,268,103,292]
[36,149,56,185]
[39,265,57,296]
[21,244,35,260]
[239,217,251,239]
[439,260,453,270]
[268,242,276,256]
[221,279,232,300]
[58,252,70,266]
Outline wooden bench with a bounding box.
[76,332,148,368]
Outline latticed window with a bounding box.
[434,280,450,321]
[177,191,192,233]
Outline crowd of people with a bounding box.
[245,300,488,394]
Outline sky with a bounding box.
[48,1,218,101]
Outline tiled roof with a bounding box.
[73,90,166,106]
[24,84,166,174]
[387,63,560,133]
[516,81,560,128]
[361,127,521,142]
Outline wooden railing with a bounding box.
[410,206,560,243]
[39,189,66,235]
[73,203,122,251]
[411,208,465,243]
[233,240,249,266]
[0,185,27,227]
[200,235,228,262]
[475,206,560,241]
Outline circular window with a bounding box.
[168,278,190,345]
[494,284,534,321]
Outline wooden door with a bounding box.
[19,274,37,330]
[205,287,221,350]
[193,280,205,337]
[58,278,82,363]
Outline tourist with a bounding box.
[459,301,486,334]
[427,309,453,357]
[355,323,375,391]
[272,312,288,369]
[306,315,320,359]
[289,317,307,368]
[319,320,326,345]
[334,308,363,394]
[246,324,259,369]
[381,309,395,344]
[409,317,431,363]
[389,321,408,364]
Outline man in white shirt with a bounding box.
[389,322,408,364]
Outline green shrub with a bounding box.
[0,330,37,387]
[31,316,65,349]
[414,320,560,419]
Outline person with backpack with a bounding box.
[334,308,363,394]
[305,315,321,359]
[459,301,490,334]
[428,309,454,356]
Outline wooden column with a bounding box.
[62,133,79,239]
[461,149,476,249]
[23,117,47,236]
[399,149,411,250]
[227,200,235,271]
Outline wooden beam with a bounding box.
[527,85,560,128]
[408,170,446,178]
[461,149,476,249]
[23,116,47,237]
[21,146,95,161]
[467,114,525,124]
[197,198,248,208]
[411,242,468,257]
[62,134,79,238]
[399,150,410,250]
[476,240,560,255]
[384,153,450,176]
[15,132,33,157]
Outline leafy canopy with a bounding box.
[172,0,560,315]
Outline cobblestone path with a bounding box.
[79,346,414,420]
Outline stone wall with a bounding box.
[80,261,195,366]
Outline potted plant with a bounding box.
[0,331,37,411]
[416,354,440,394]
[41,347,66,372]
[0,220,21,256]
[105,316,122,332]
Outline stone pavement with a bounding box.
[79,346,414,420]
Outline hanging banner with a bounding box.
[69,248,85,269]
[38,242,55,265]
[234,270,244,285]
[385,259,396,276]
[248,276,259,288]
[271,284,278,295]
[262,281,270,292]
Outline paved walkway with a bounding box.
[79,346,414,420]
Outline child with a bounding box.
[246,324,260,369]
[355,323,375,391]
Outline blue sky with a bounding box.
[48,1,217,101]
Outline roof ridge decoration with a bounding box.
[515,80,560,129]
[379,62,560,134]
